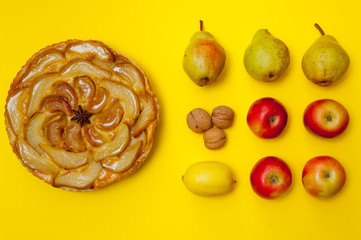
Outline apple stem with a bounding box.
[270,117,275,123]
[324,172,330,179]
[327,115,333,122]
[270,175,279,183]
[314,23,325,36]
[200,20,203,31]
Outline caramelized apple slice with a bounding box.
[93,169,120,189]
[74,76,95,103]
[60,60,111,81]
[64,122,86,152]
[40,144,91,169]
[65,41,114,61]
[131,131,147,152]
[54,161,102,189]
[102,140,143,173]
[6,88,30,135]
[94,123,130,161]
[47,114,67,147]
[25,112,49,156]
[83,124,106,147]
[113,63,146,95]
[16,138,60,175]
[146,121,157,148]
[52,81,78,108]
[94,100,123,131]
[132,95,157,137]
[27,74,61,117]
[87,87,108,113]
[21,50,65,85]
[5,116,16,146]
[99,80,140,125]
[92,58,116,72]
[44,96,73,116]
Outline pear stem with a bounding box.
[200,20,203,31]
[314,23,325,36]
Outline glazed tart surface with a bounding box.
[5,40,159,191]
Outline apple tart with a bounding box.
[5,40,159,191]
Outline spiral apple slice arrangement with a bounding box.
[5,40,159,191]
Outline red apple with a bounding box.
[250,156,292,199]
[303,99,349,138]
[247,97,288,138]
[302,156,346,199]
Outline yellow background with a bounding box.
[1,0,360,239]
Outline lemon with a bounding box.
[182,161,235,197]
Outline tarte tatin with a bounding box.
[5,40,159,191]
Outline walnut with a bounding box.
[203,128,226,150]
[211,106,234,129]
[187,108,212,133]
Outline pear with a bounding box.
[244,29,290,82]
[183,20,226,86]
[302,24,350,86]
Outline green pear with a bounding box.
[244,29,290,82]
[183,21,226,86]
[302,24,350,86]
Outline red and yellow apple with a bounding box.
[302,156,346,199]
[303,99,349,138]
[250,156,292,199]
[247,97,288,138]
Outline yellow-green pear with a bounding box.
[302,24,350,87]
[244,29,290,82]
[183,21,226,86]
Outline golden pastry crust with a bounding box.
[5,40,159,191]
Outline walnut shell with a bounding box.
[203,128,226,150]
[187,108,212,133]
[212,106,234,129]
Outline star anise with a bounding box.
[71,105,92,127]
